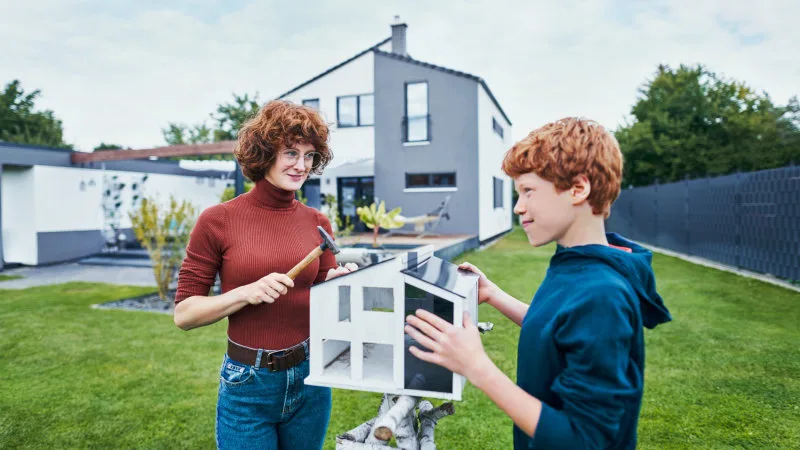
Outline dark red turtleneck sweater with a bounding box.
[175,179,338,349]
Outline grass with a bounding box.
[0,274,22,282]
[1,227,798,449]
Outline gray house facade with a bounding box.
[373,51,480,236]
[279,19,514,243]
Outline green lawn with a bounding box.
[1,228,798,449]
[0,274,22,282]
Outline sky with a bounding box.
[1,0,798,152]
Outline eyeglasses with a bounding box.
[280,149,319,166]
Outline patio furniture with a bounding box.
[389,195,451,238]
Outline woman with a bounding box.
[173,100,357,450]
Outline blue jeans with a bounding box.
[215,342,332,450]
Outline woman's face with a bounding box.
[264,142,318,191]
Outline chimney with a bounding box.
[390,15,407,56]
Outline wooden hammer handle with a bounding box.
[286,246,324,280]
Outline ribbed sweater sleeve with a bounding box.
[175,204,226,303]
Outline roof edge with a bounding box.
[276,37,392,100]
[373,50,512,125]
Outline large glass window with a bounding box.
[404,82,429,142]
[337,94,373,127]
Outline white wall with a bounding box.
[32,166,227,233]
[477,85,513,241]
[2,167,37,265]
[280,51,376,169]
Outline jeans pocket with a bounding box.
[219,355,254,387]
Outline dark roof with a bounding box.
[0,141,233,177]
[373,49,512,126]
[276,37,392,100]
[402,255,479,299]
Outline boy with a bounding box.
[405,117,671,449]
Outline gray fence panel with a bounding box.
[687,174,740,268]
[608,165,800,282]
[655,181,689,254]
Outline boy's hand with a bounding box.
[458,262,497,304]
[405,310,491,382]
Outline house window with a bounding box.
[337,94,373,127]
[303,98,320,110]
[406,172,456,189]
[359,94,374,125]
[404,82,429,142]
[493,177,504,208]
[492,117,504,138]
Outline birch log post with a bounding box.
[335,394,456,450]
[367,395,418,443]
[417,401,455,450]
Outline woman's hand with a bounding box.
[458,262,498,304]
[404,310,492,382]
[232,273,295,305]
[325,262,359,281]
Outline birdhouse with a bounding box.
[304,245,479,401]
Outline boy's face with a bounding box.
[513,172,577,247]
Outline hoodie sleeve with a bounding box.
[529,292,637,449]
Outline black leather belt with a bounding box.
[227,339,308,372]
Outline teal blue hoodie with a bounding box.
[515,233,671,449]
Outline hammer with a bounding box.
[286,226,341,280]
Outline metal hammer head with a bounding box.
[317,226,340,255]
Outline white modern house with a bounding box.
[305,245,479,401]
[0,143,229,270]
[279,18,513,242]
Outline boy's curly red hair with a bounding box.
[502,117,623,218]
[234,100,332,181]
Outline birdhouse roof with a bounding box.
[401,256,479,299]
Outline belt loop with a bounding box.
[303,340,310,359]
[254,349,263,369]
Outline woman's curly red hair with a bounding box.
[502,117,623,218]
[234,100,332,181]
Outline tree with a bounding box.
[94,142,124,151]
[161,93,260,161]
[0,79,69,148]
[616,64,800,186]
[162,122,213,146]
[210,93,260,142]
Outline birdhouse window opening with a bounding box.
[338,286,351,322]
[362,342,394,384]
[322,339,351,377]
[363,286,395,313]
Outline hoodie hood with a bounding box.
[552,233,672,329]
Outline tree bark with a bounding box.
[336,394,455,449]
[417,401,454,450]
[338,418,376,443]
[369,395,418,442]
